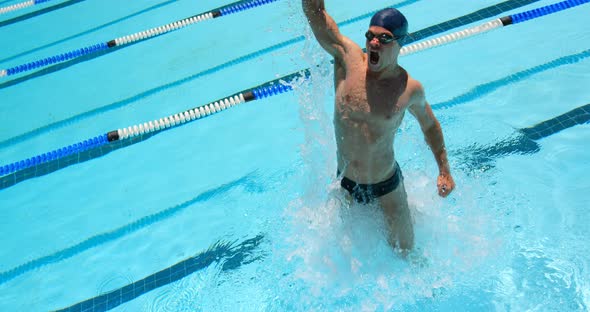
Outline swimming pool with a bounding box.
[0,0,589,310]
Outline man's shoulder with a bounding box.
[401,75,426,110]
[405,75,425,98]
[405,74,423,90]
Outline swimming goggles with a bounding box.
[365,31,399,44]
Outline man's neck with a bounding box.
[367,63,402,80]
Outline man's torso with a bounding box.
[333,47,416,184]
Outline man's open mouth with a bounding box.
[370,51,380,65]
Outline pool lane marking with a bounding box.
[0,0,587,185]
[0,0,280,78]
[53,234,265,312]
[457,103,590,171]
[0,172,261,286]
[432,49,590,110]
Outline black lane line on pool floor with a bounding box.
[54,234,265,312]
[0,0,88,28]
[0,171,265,286]
[1,46,588,191]
[0,0,538,90]
[456,103,590,171]
[432,49,590,110]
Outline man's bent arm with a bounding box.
[302,0,346,58]
[408,84,455,196]
[420,107,451,176]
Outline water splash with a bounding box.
[267,12,519,308]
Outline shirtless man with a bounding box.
[302,1,455,251]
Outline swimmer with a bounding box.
[302,1,456,252]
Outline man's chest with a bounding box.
[335,79,407,121]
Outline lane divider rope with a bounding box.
[0,0,50,15]
[0,80,296,177]
[111,93,250,141]
[401,0,589,56]
[110,80,297,141]
[0,0,280,78]
[1,0,587,177]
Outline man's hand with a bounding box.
[437,173,455,197]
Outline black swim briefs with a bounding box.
[338,163,402,204]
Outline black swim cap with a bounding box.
[369,8,408,39]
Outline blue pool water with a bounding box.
[0,0,589,310]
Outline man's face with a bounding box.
[365,26,401,72]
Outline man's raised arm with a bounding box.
[302,0,347,58]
